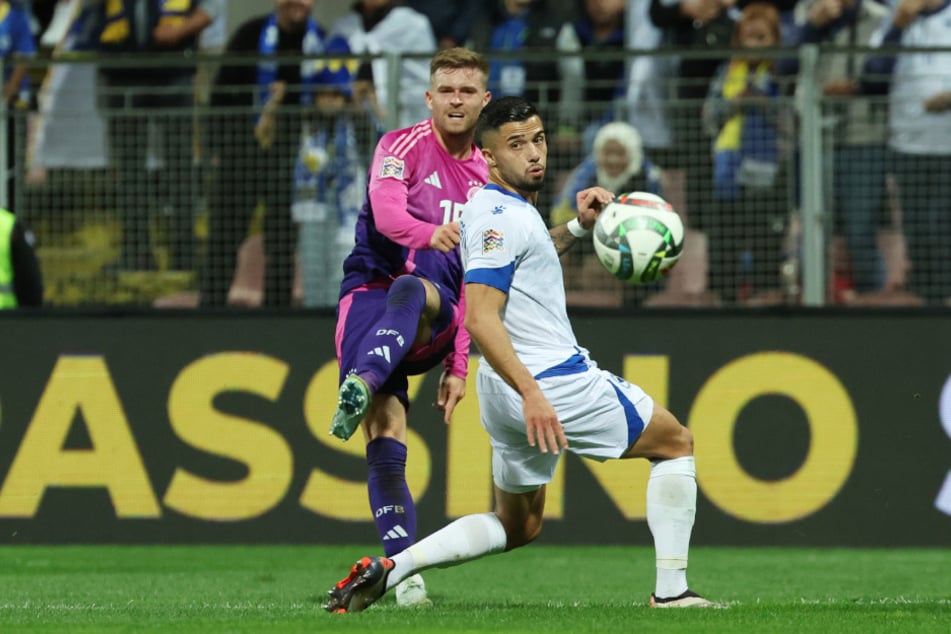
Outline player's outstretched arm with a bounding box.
[464,283,568,454]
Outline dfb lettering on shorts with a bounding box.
[376,329,405,347]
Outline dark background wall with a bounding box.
[0,311,949,545]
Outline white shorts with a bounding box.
[477,365,654,494]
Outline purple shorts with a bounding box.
[335,279,459,407]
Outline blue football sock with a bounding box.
[367,437,416,557]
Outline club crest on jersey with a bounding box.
[482,229,504,253]
[379,156,405,179]
[467,180,485,200]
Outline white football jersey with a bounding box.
[461,184,589,377]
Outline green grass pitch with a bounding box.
[0,545,948,633]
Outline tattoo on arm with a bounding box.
[549,224,578,256]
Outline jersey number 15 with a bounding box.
[440,200,464,224]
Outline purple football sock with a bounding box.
[366,437,416,557]
[355,276,426,393]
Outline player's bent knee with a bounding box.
[499,515,543,551]
[654,406,693,455]
[388,275,427,306]
[625,405,694,460]
[655,420,693,459]
[493,485,546,550]
[673,424,694,457]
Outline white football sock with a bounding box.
[646,456,697,598]
[386,512,507,590]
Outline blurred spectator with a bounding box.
[294,68,365,308]
[194,0,226,104]
[95,0,217,273]
[624,0,721,305]
[0,205,42,307]
[1,0,37,210]
[703,2,794,303]
[864,0,951,305]
[649,0,738,288]
[468,0,565,201]
[648,0,796,238]
[624,0,675,163]
[331,0,436,129]
[551,120,665,306]
[404,0,482,49]
[794,0,891,298]
[200,0,350,308]
[193,0,226,215]
[557,0,627,155]
[195,0,223,51]
[37,0,73,49]
[552,121,663,226]
[27,1,55,35]
[27,0,107,182]
[468,1,564,112]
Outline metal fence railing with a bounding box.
[5,47,948,308]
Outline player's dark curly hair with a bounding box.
[476,96,540,145]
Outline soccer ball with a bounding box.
[592,192,684,284]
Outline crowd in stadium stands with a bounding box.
[199,0,351,307]
[702,2,794,304]
[3,0,950,310]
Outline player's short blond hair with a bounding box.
[430,48,489,87]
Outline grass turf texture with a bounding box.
[0,545,947,633]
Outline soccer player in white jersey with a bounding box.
[324,96,712,613]
[329,48,491,607]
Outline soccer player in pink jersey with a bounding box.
[329,48,491,606]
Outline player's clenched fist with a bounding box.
[430,221,461,253]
